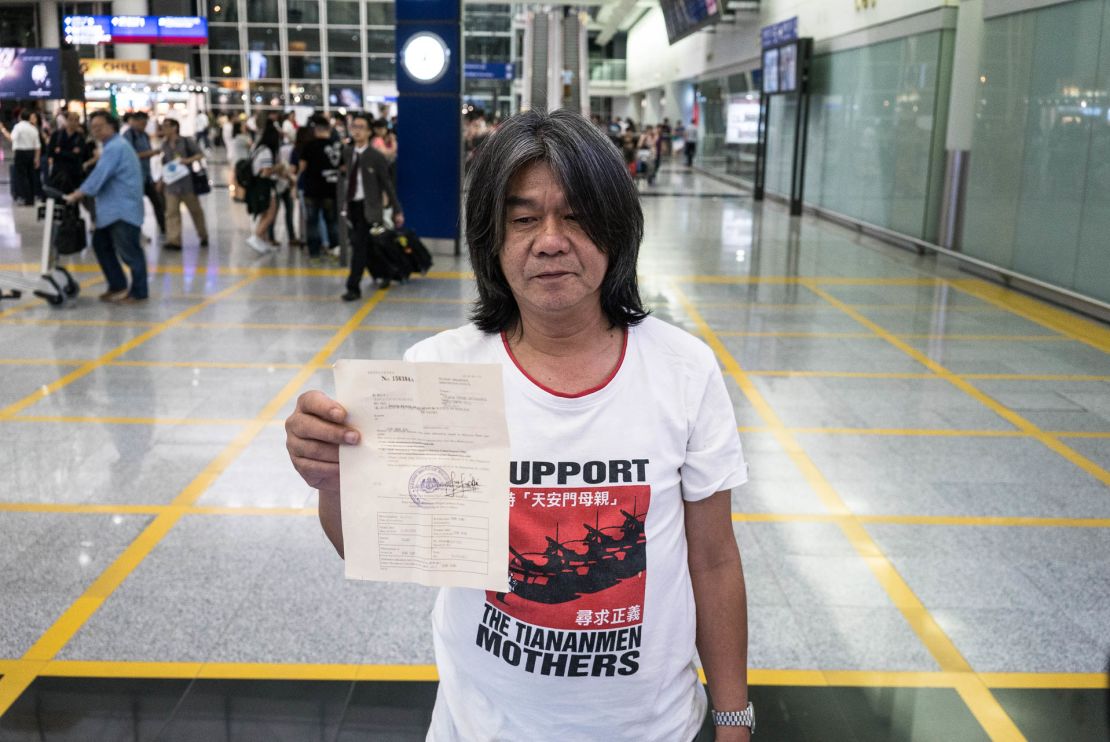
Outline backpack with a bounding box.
[234,158,254,189]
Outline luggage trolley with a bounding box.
[0,185,81,306]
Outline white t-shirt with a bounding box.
[402,317,748,742]
[11,121,41,151]
[250,145,273,177]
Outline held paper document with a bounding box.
[334,360,510,591]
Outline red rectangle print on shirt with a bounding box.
[487,484,650,632]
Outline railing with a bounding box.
[588,59,626,82]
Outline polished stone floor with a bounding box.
[0,160,1108,741]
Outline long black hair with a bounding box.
[466,109,647,334]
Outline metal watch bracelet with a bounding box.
[712,701,755,732]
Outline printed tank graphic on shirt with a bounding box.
[475,458,650,678]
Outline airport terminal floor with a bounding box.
[0,162,1107,741]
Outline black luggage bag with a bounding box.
[367,226,410,283]
[394,227,433,275]
[54,203,87,256]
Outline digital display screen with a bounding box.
[0,48,62,100]
[659,0,721,45]
[762,41,803,94]
[63,15,208,46]
[761,47,779,94]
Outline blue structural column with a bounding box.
[395,0,463,250]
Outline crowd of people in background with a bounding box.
[1,103,693,304]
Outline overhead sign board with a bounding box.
[761,16,797,48]
[63,16,208,46]
[464,62,513,80]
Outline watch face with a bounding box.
[401,32,450,84]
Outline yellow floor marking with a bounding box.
[730,512,1110,528]
[0,659,1097,689]
[746,370,939,379]
[0,358,87,366]
[806,283,1110,489]
[952,675,1027,741]
[962,373,1110,382]
[110,359,304,370]
[0,286,391,718]
[675,276,944,285]
[0,318,157,328]
[384,296,473,304]
[183,321,343,331]
[979,673,1110,689]
[0,263,475,280]
[716,331,877,338]
[782,428,1027,438]
[951,279,1110,354]
[357,324,451,332]
[0,278,256,422]
[0,503,166,515]
[11,415,253,426]
[898,334,1067,341]
[673,284,1027,742]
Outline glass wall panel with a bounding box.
[210,53,242,78]
[246,26,280,51]
[208,25,240,51]
[764,30,949,240]
[329,56,362,79]
[246,0,279,24]
[963,0,1110,302]
[328,28,362,53]
[369,57,397,80]
[288,0,321,24]
[288,26,321,53]
[327,0,361,25]
[288,55,324,80]
[366,2,395,25]
[207,0,237,22]
[1075,2,1110,302]
[367,29,395,54]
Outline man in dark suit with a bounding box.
[339,111,405,301]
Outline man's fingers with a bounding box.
[287,436,341,464]
[290,455,340,490]
[297,390,348,423]
[286,412,358,446]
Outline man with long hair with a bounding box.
[284,110,752,741]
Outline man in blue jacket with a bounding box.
[64,111,147,303]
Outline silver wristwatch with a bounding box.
[712,701,755,733]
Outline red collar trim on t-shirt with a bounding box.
[501,328,628,399]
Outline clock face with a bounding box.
[401,32,450,84]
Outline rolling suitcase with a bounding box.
[367,225,410,283]
[395,227,433,275]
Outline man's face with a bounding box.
[65,114,80,132]
[129,116,145,132]
[349,118,370,145]
[88,116,112,143]
[499,161,608,323]
[314,124,331,139]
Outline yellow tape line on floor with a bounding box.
[671,283,1027,742]
[0,284,386,717]
[805,283,1110,490]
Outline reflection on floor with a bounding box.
[1,162,1108,741]
[2,678,1106,741]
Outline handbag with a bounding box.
[191,166,211,195]
[186,137,211,195]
